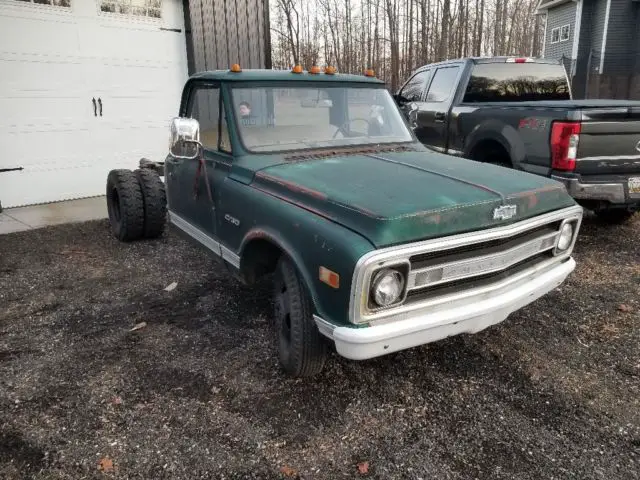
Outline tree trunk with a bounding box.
[439,0,450,60]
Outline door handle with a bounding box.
[434,112,446,123]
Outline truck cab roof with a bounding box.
[189,68,385,85]
[412,56,563,72]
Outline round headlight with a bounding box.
[556,222,574,251]
[371,269,405,307]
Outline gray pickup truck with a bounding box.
[394,57,640,223]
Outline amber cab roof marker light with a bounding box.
[324,66,337,75]
[309,65,321,74]
[364,68,375,77]
[230,63,242,72]
[291,65,303,74]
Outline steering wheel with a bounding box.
[332,118,370,138]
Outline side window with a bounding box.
[425,67,460,102]
[399,70,431,102]
[188,86,221,152]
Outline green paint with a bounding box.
[254,150,575,247]
[170,72,578,328]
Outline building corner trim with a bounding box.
[599,0,612,74]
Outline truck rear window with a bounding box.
[463,63,570,102]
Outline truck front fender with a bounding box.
[237,197,375,327]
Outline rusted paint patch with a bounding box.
[420,213,442,225]
[284,144,415,162]
[255,172,328,200]
[251,184,336,222]
[508,184,565,198]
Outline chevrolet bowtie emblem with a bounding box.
[493,205,517,221]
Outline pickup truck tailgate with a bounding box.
[576,107,640,175]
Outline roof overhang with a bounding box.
[535,0,576,14]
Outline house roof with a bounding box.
[535,0,574,13]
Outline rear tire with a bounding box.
[594,208,636,225]
[106,169,145,242]
[273,256,328,377]
[135,168,167,239]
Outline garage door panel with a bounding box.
[2,161,131,208]
[2,129,90,167]
[0,0,187,208]
[0,97,89,128]
[0,59,84,89]
[0,14,78,56]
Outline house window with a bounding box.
[550,25,570,44]
[15,0,70,6]
[100,0,162,18]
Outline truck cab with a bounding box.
[105,65,583,377]
[395,57,640,224]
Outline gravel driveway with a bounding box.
[1,213,639,479]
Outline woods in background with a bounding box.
[270,0,546,90]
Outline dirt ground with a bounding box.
[1,212,639,479]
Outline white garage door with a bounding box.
[0,0,188,208]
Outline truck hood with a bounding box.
[251,151,575,248]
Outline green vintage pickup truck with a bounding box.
[105,65,583,377]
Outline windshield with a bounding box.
[230,86,413,152]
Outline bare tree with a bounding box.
[270,0,545,86]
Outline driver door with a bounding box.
[166,82,224,236]
[396,69,432,131]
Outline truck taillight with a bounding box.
[550,121,581,171]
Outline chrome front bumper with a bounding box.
[551,175,627,204]
[315,256,576,360]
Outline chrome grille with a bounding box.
[407,223,561,292]
[349,205,583,325]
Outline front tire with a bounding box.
[106,169,145,242]
[273,257,328,377]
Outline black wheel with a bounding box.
[135,168,167,239]
[594,208,636,225]
[106,169,145,242]
[273,256,328,377]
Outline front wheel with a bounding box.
[273,256,328,377]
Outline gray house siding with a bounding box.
[601,0,639,74]
[539,0,640,99]
[543,1,577,77]
[544,1,577,65]
[572,0,594,97]
[589,0,608,64]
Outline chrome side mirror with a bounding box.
[169,117,201,160]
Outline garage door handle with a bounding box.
[92,98,97,117]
